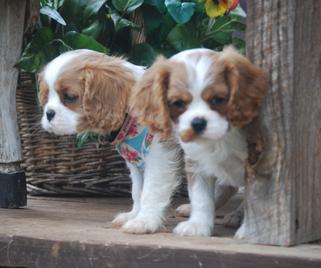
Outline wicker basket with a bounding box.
[16,73,131,196]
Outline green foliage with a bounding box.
[63,31,108,52]
[18,0,246,73]
[40,5,66,25]
[76,132,97,148]
[112,0,144,13]
[164,0,195,24]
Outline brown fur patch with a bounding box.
[167,79,192,122]
[201,80,230,117]
[37,72,49,107]
[130,56,173,139]
[179,128,198,143]
[130,57,192,139]
[218,46,267,127]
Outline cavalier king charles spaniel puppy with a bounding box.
[38,49,182,234]
[130,46,266,237]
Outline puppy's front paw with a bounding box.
[112,211,137,227]
[175,204,191,217]
[173,220,213,237]
[122,215,163,234]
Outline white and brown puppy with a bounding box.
[38,49,182,234]
[131,46,266,236]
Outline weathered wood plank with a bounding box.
[0,0,26,164]
[0,0,27,208]
[1,236,321,268]
[0,197,320,268]
[239,0,321,246]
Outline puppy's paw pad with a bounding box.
[173,220,212,237]
[175,204,191,217]
[122,217,163,234]
[112,212,136,227]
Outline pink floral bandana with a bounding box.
[111,116,153,170]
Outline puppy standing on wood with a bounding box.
[38,49,183,234]
[131,46,267,236]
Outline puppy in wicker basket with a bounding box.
[38,49,183,234]
[130,46,266,237]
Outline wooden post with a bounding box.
[0,0,27,208]
[238,0,321,246]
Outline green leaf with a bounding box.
[204,16,245,45]
[24,27,54,52]
[142,5,162,34]
[81,20,104,38]
[60,0,107,31]
[63,31,108,52]
[147,14,175,47]
[111,13,139,31]
[83,0,108,17]
[17,27,55,72]
[209,31,232,44]
[112,0,144,13]
[165,0,195,24]
[232,37,245,54]
[51,39,73,53]
[167,24,200,51]
[230,5,247,19]
[210,16,245,34]
[40,5,66,25]
[129,43,157,66]
[76,132,95,148]
[144,0,166,13]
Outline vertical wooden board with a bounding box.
[239,0,321,245]
[0,0,26,164]
[291,1,321,243]
[238,0,295,246]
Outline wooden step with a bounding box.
[0,196,320,268]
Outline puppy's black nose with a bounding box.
[191,117,207,133]
[46,109,55,122]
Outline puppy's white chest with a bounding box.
[181,129,248,187]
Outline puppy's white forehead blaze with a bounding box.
[171,48,215,95]
[171,49,229,141]
[44,49,91,90]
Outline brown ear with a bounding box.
[130,57,172,139]
[37,71,48,107]
[78,67,132,133]
[220,46,267,127]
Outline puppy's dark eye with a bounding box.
[171,100,186,110]
[210,96,226,106]
[63,93,78,103]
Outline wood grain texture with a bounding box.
[1,236,321,268]
[239,0,321,245]
[0,0,26,165]
[0,197,320,268]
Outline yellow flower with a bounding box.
[203,0,239,18]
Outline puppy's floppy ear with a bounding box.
[220,46,267,127]
[78,66,132,133]
[37,71,48,107]
[130,56,172,139]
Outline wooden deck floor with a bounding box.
[1,196,321,268]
